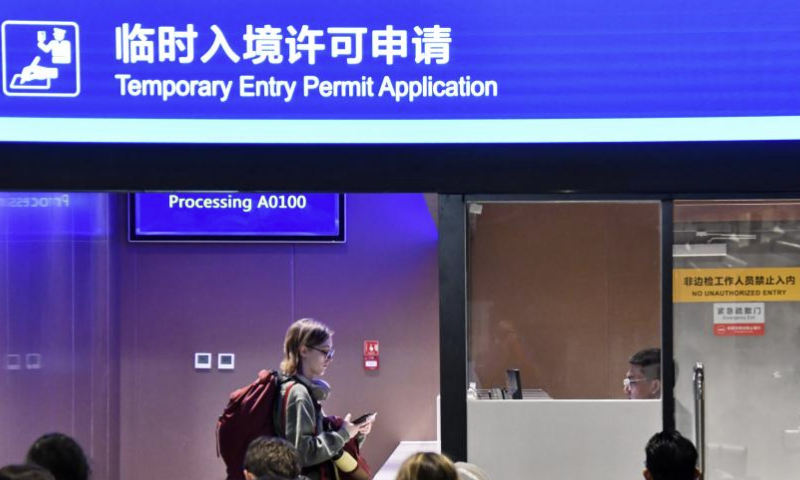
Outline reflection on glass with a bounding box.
[0,192,112,473]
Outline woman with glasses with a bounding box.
[277,318,373,480]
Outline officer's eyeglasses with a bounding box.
[623,377,647,388]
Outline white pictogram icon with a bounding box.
[38,27,72,64]
[2,20,80,97]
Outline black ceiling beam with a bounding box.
[2,140,800,193]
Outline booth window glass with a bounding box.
[466,201,662,399]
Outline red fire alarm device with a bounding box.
[364,340,379,371]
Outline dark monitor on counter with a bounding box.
[506,368,522,399]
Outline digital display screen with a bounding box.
[129,193,344,242]
[2,0,800,142]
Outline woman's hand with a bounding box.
[343,414,375,438]
[358,417,375,436]
[343,414,361,439]
[357,417,374,436]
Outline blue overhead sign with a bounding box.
[2,0,800,142]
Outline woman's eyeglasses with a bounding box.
[309,346,335,360]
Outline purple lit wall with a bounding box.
[1,193,439,480]
[117,193,439,480]
[0,193,117,479]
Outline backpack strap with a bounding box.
[281,381,299,436]
[281,377,330,480]
[281,378,319,435]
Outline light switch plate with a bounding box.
[6,354,21,370]
[194,352,212,370]
[26,353,41,370]
[218,353,235,370]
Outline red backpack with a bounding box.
[217,370,371,480]
[216,369,290,480]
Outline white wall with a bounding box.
[467,399,661,480]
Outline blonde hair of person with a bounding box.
[280,318,334,375]
[395,452,458,480]
[454,462,492,480]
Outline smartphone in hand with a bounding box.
[352,412,376,425]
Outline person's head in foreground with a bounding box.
[25,433,90,480]
[243,436,301,480]
[644,431,700,480]
[0,464,55,480]
[395,452,458,480]
[454,462,491,480]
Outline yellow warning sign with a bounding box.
[674,267,800,303]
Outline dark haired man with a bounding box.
[625,348,661,399]
[26,433,90,480]
[243,437,302,480]
[644,431,700,480]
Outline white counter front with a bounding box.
[467,399,662,480]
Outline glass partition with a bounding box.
[465,200,664,480]
[0,192,114,476]
[673,200,800,480]
[467,201,662,399]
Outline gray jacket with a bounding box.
[275,374,350,480]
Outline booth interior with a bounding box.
[0,192,441,480]
[462,199,800,480]
[464,201,662,480]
